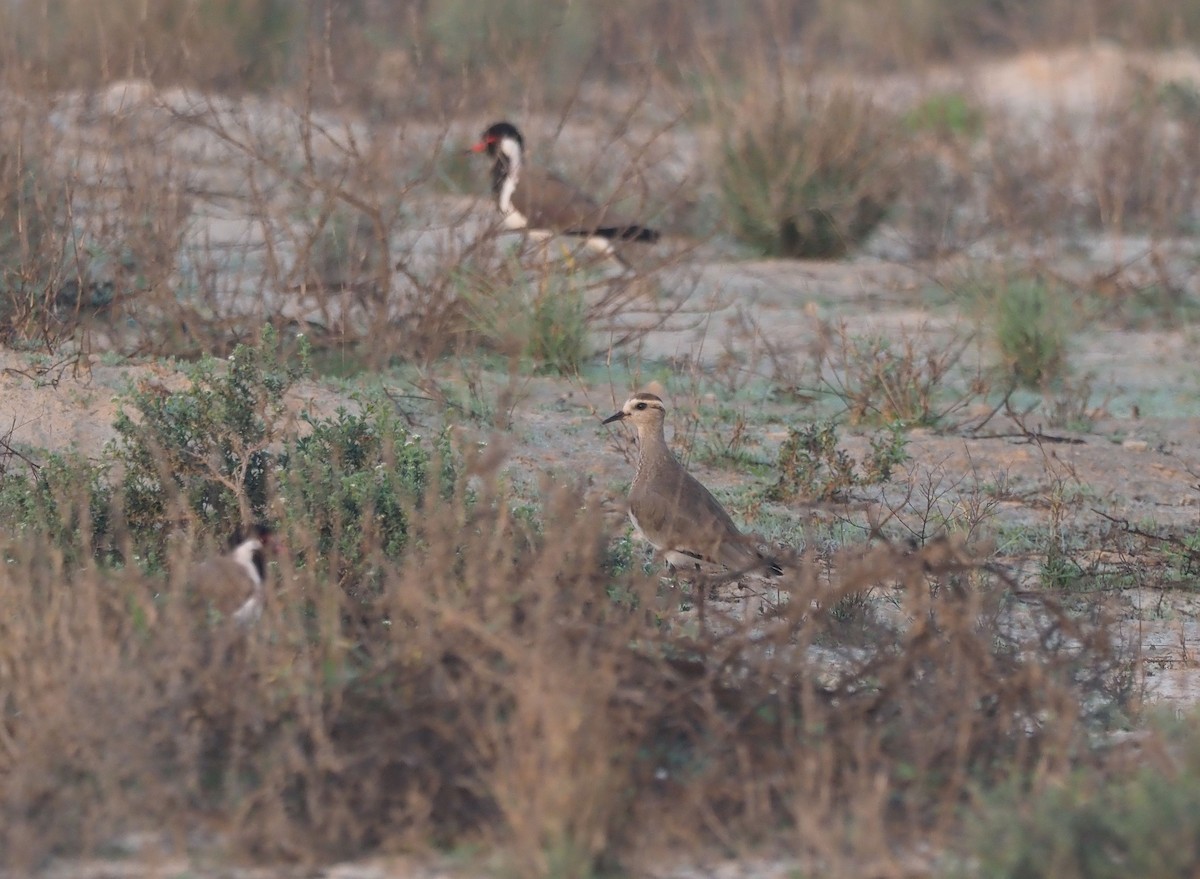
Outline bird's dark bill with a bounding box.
[602,411,626,424]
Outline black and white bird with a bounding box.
[604,393,784,576]
[189,524,274,627]
[469,121,659,262]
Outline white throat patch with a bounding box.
[497,136,523,226]
[230,537,265,626]
[231,538,264,587]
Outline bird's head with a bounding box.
[603,392,667,429]
[468,121,524,163]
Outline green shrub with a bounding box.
[961,736,1200,878]
[461,263,592,375]
[0,127,73,348]
[716,88,905,258]
[110,326,307,538]
[990,279,1071,389]
[525,280,589,375]
[281,398,451,579]
[769,420,907,502]
[902,92,984,140]
[0,453,112,561]
[74,328,452,576]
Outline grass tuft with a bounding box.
[715,86,905,259]
[989,278,1072,390]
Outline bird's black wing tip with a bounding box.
[585,225,660,244]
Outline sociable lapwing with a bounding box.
[603,393,783,576]
[469,121,659,263]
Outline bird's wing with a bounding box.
[514,167,605,231]
[631,466,749,564]
[190,556,255,618]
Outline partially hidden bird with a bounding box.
[188,523,275,627]
[469,120,659,263]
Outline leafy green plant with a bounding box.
[961,738,1200,879]
[461,263,591,375]
[769,420,907,502]
[995,279,1071,388]
[0,329,459,589]
[968,277,1072,389]
[525,279,589,375]
[110,326,308,537]
[281,397,451,579]
[715,87,905,258]
[0,452,112,561]
[902,92,984,140]
[863,422,910,483]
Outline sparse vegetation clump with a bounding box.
[903,92,985,140]
[989,278,1073,389]
[457,258,595,375]
[818,321,981,427]
[715,87,906,258]
[1086,80,1200,235]
[0,117,74,348]
[769,419,908,502]
[961,729,1200,878]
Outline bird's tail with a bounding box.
[591,225,660,244]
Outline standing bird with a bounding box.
[603,393,783,576]
[468,121,659,263]
[188,524,275,627]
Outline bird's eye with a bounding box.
[634,402,647,411]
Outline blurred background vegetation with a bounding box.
[1,0,1198,103]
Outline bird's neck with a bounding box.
[231,540,265,587]
[490,141,522,196]
[634,423,674,479]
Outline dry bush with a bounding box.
[815,319,983,427]
[891,93,989,260]
[0,0,301,91]
[3,1,1200,115]
[0,453,1129,874]
[981,116,1088,245]
[0,105,79,350]
[977,84,1200,248]
[1085,82,1200,235]
[713,81,907,259]
[810,0,1200,69]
